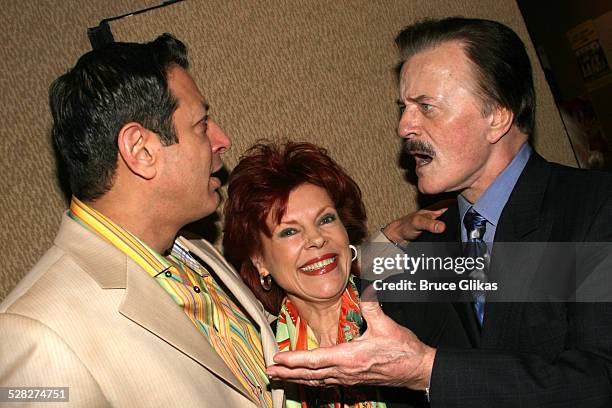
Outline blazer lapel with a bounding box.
[119,258,257,404]
[494,153,551,243]
[54,213,256,404]
[178,237,285,408]
[481,153,553,347]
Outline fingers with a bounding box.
[266,365,346,386]
[412,209,447,234]
[267,349,357,386]
[359,293,384,320]
[360,299,410,343]
[271,347,344,369]
[384,208,448,242]
[359,283,379,304]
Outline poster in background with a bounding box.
[567,19,612,92]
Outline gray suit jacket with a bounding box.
[0,213,284,407]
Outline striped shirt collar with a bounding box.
[68,196,187,278]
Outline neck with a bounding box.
[287,294,344,347]
[85,189,180,254]
[461,131,528,203]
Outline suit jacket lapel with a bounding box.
[494,152,551,242]
[481,153,553,347]
[54,214,256,404]
[178,237,285,408]
[118,260,256,404]
[177,237,277,351]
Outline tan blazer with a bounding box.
[0,214,284,408]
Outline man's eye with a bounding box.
[320,213,337,224]
[279,228,297,238]
[421,103,433,112]
[398,103,406,114]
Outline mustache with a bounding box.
[403,139,436,157]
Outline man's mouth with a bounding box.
[404,140,436,169]
[210,176,221,189]
[411,151,434,167]
[209,165,224,189]
[299,253,338,276]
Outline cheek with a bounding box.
[442,119,488,159]
[332,229,351,268]
[263,242,300,279]
[334,228,350,246]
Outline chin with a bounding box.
[301,275,348,301]
[310,288,346,303]
[418,181,441,195]
[418,177,455,195]
[320,275,350,297]
[194,203,219,222]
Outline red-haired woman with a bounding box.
[224,141,385,407]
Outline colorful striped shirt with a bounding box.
[68,197,271,407]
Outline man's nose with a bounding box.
[209,119,231,154]
[398,105,419,139]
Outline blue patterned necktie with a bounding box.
[463,209,489,325]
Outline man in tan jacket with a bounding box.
[0,34,283,408]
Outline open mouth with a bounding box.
[404,140,435,169]
[299,254,338,276]
[209,176,221,189]
[209,166,226,190]
[411,151,434,167]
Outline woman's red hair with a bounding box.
[223,141,367,314]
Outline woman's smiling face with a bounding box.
[252,183,351,305]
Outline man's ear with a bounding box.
[117,122,160,180]
[486,106,514,144]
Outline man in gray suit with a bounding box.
[0,34,283,407]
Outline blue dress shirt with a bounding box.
[458,143,532,245]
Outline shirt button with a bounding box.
[193,285,201,293]
[165,271,172,277]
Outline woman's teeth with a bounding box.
[301,257,336,272]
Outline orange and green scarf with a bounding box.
[275,275,386,408]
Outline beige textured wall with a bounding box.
[0,0,575,301]
[0,0,159,300]
[110,1,575,238]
